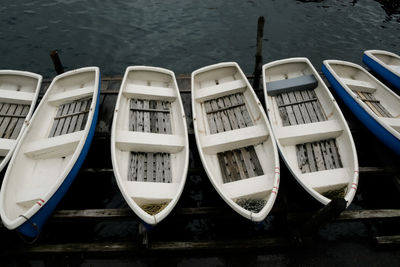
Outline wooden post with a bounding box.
[252,16,265,89]
[301,198,347,236]
[50,50,64,74]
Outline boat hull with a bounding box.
[322,65,400,155]
[362,53,400,93]
[16,75,101,238]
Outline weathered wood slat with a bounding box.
[235,93,253,127]
[128,152,138,181]
[222,96,239,130]
[225,150,239,182]
[210,99,224,133]
[204,101,217,134]
[156,101,165,134]
[307,90,326,121]
[0,104,17,137]
[68,100,82,134]
[155,153,163,183]
[137,152,146,182]
[136,100,144,132]
[280,93,297,125]
[240,147,256,178]
[147,152,154,182]
[217,153,230,183]
[247,146,264,176]
[3,104,24,139]
[10,105,29,139]
[143,100,150,133]
[275,94,290,126]
[163,101,172,134]
[287,92,305,124]
[229,95,246,128]
[61,101,77,135]
[329,139,342,168]
[305,143,317,172]
[163,153,172,183]
[300,90,319,123]
[293,91,312,123]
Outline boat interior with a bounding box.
[264,61,355,197]
[114,69,187,214]
[193,65,276,211]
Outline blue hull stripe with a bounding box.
[17,75,101,238]
[362,54,400,93]
[322,65,400,156]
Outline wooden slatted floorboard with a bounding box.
[296,138,342,173]
[203,92,264,183]
[49,98,92,137]
[0,102,30,139]
[276,89,326,126]
[128,99,172,183]
[355,91,392,118]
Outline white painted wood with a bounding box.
[0,138,16,156]
[200,124,269,154]
[47,86,93,106]
[123,181,179,200]
[123,84,176,102]
[24,130,83,159]
[263,58,358,207]
[0,90,36,105]
[115,131,185,153]
[111,66,189,225]
[192,62,280,222]
[221,174,274,199]
[194,79,247,102]
[340,78,376,93]
[276,120,343,146]
[0,67,99,230]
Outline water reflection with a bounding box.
[375,0,400,21]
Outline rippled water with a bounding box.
[1,0,399,77]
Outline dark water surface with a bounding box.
[1,0,399,76]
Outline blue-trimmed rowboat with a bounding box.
[322,60,400,156]
[0,70,42,173]
[363,50,400,92]
[0,67,100,238]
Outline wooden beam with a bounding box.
[375,235,400,247]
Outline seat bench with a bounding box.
[195,79,247,102]
[221,174,274,200]
[48,86,94,106]
[124,181,179,200]
[123,84,176,102]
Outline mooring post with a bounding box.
[138,223,150,249]
[301,198,347,237]
[252,16,265,89]
[50,50,64,74]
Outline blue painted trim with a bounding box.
[322,65,400,156]
[17,74,101,237]
[362,54,400,93]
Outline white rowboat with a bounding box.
[0,70,41,173]
[0,67,101,237]
[263,58,358,206]
[192,62,280,222]
[111,66,189,225]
